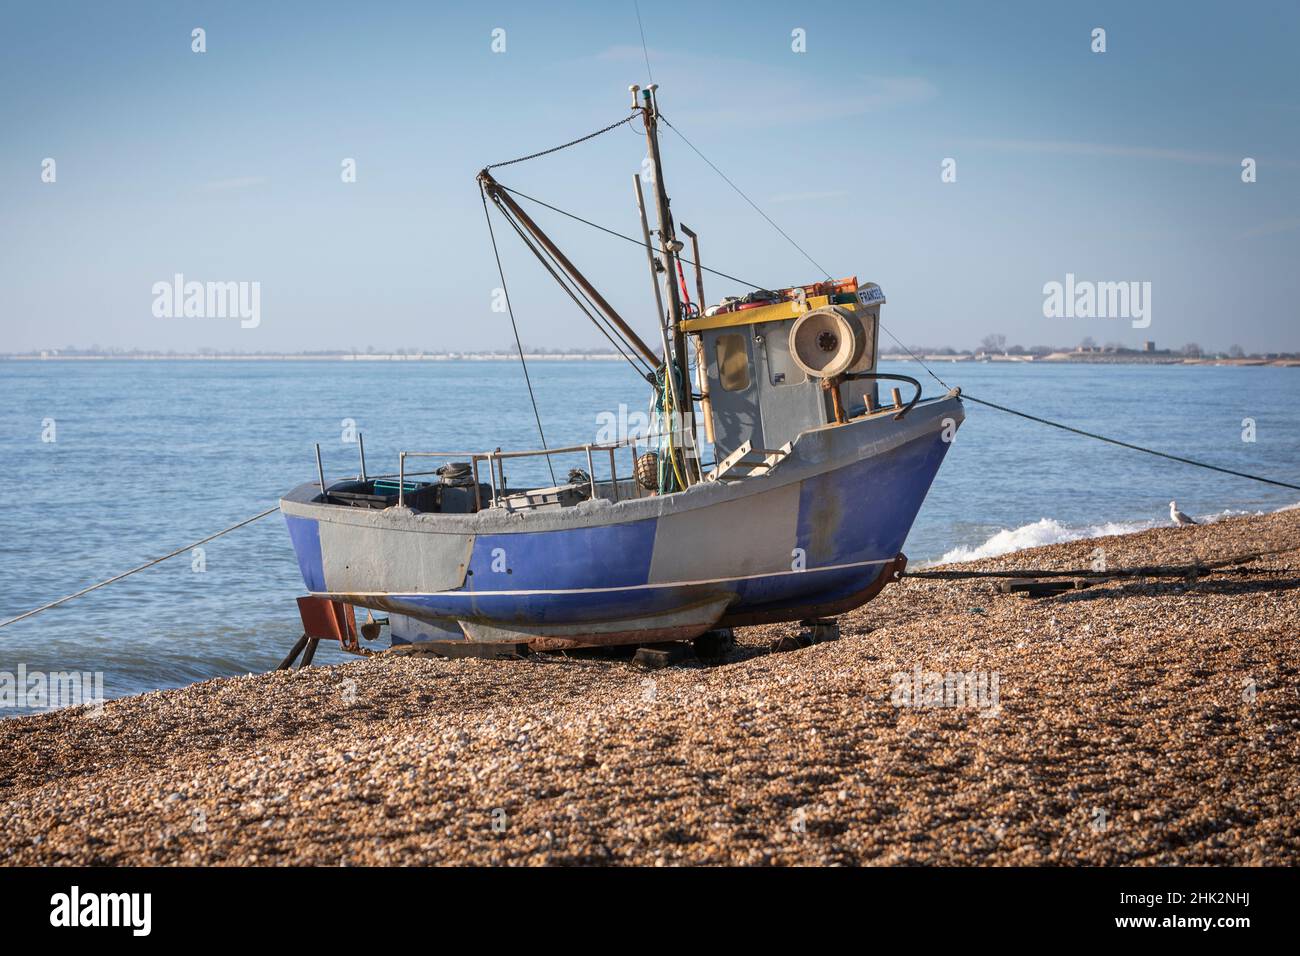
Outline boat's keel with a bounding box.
[331,553,905,654]
[456,594,736,651]
[389,640,531,660]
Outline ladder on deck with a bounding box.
[706,440,792,482]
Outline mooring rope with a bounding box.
[906,559,1299,581]
[960,393,1300,492]
[0,506,281,630]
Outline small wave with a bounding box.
[933,517,1155,566]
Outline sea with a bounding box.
[1,358,1297,712]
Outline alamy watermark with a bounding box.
[1042,273,1150,329]
[151,273,261,328]
[1,664,105,714]
[50,886,150,936]
[595,403,701,458]
[890,667,1000,716]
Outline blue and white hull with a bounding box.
[280,393,963,649]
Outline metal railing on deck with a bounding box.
[395,430,700,511]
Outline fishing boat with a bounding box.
[280,85,965,652]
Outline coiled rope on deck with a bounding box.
[0,506,281,630]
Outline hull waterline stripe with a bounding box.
[312,555,894,599]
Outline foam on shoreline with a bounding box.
[929,501,1300,566]
[933,517,1155,565]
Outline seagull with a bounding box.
[1169,500,1198,526]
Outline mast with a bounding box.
[635,84,700,482]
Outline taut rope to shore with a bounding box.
[0,506,281,631]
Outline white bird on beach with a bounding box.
[1169,500,1198,526]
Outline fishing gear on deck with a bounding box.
[651,362,690,494]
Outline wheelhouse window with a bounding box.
[716,333,751,391]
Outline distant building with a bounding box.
[1143,340,1155,352]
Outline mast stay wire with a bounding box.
[479,186,558,486]
[485,115,637,171]
[659,113,833,283]
[649,112,954,392]
[489,191,656,380]
[498,184,769,292]
[496,198,653,375]
[633,0,654,84]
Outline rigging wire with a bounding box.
[490,192,656,379]
[633,0,654,84]
[863,338,1297,492]
[864,326,1297,491]
[480,186,558,485]
[498,184,766,290]
[635,111,954,392]
[485,115,636,171]
[0,506,281,631]
[659,114,833,282]
[495,198,650,374]
[877,329,953,391]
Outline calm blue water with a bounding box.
[1,359,1297,709]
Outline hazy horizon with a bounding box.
[5,336,1295,357]
[3,1,1298,355]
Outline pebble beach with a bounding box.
[2,508,1297,866]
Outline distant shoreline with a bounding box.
[3,351,1297,367]
[0,352,628,362]
[881,353,1300,368]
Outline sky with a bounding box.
[1,0,1298,354]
